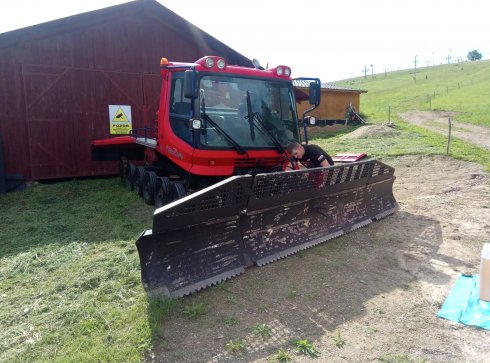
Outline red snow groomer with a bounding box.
[92,56,398,297]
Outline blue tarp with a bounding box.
[437,274,490,330]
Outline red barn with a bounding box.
[0,0,251,182]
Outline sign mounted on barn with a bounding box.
[109,105,132,134]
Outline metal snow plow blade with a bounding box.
[136,159,398,298]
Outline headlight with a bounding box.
[276,66,284,76]
[205,57,215,68]
[284,67,291,76]
[217,58,226,69]
[192,119,202,129]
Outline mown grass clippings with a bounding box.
[0,178,154,362]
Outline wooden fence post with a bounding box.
[446,118,452,155]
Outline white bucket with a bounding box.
[480,243,490,302]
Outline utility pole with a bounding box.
[447,49,452,64]
[363,65,368,80]
[383,68,388,77]
[370,64,374,79]
[413,55,418,73]
[432,52,435,66]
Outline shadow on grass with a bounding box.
[146,210,468,362]
[0,177,154,259]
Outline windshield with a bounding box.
[198,75,299,149]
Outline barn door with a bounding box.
[21,64,161,179]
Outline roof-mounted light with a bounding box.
[273,65,291,77]
[196,56,228,70]
[205,57,215,68]
[217,58,226,69]
[160,57,169,67]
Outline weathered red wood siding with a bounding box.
[0,0,251,180]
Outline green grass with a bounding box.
[182,302,209,318]
[251,323,272,339]
[294,339,320,358]
[332,330,346,348]
[225,339,245,354]
[274,348,292,362]
[312,121,490,171]
[0,178,157,362]
[223,315,240,326]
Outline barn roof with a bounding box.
[293,79,367,93]
[0,0,252,67]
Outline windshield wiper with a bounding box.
[201,113,247,155]
[245,90,285,154]
[245,90,256,141]
[200,89,246,155]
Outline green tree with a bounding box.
[467,50,482,61]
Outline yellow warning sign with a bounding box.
[109,105,132,135]
[112,107,129,122]
[110,123,132,134]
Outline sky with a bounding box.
[1,0,488,82]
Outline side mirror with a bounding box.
[184,70,197,99]
[309,82,321,105]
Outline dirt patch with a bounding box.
[399,110,490,149]
[150,155,489,363]
[340,125,399,139]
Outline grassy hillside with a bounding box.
[312,59,490,171]
[336,59,490,126]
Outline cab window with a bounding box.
[169,73,192,142]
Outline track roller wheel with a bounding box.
[169,182,186,202]
[135,166,146,197]
[154,177,171,208]
[124,164,137,191]
[143,171,157,205]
